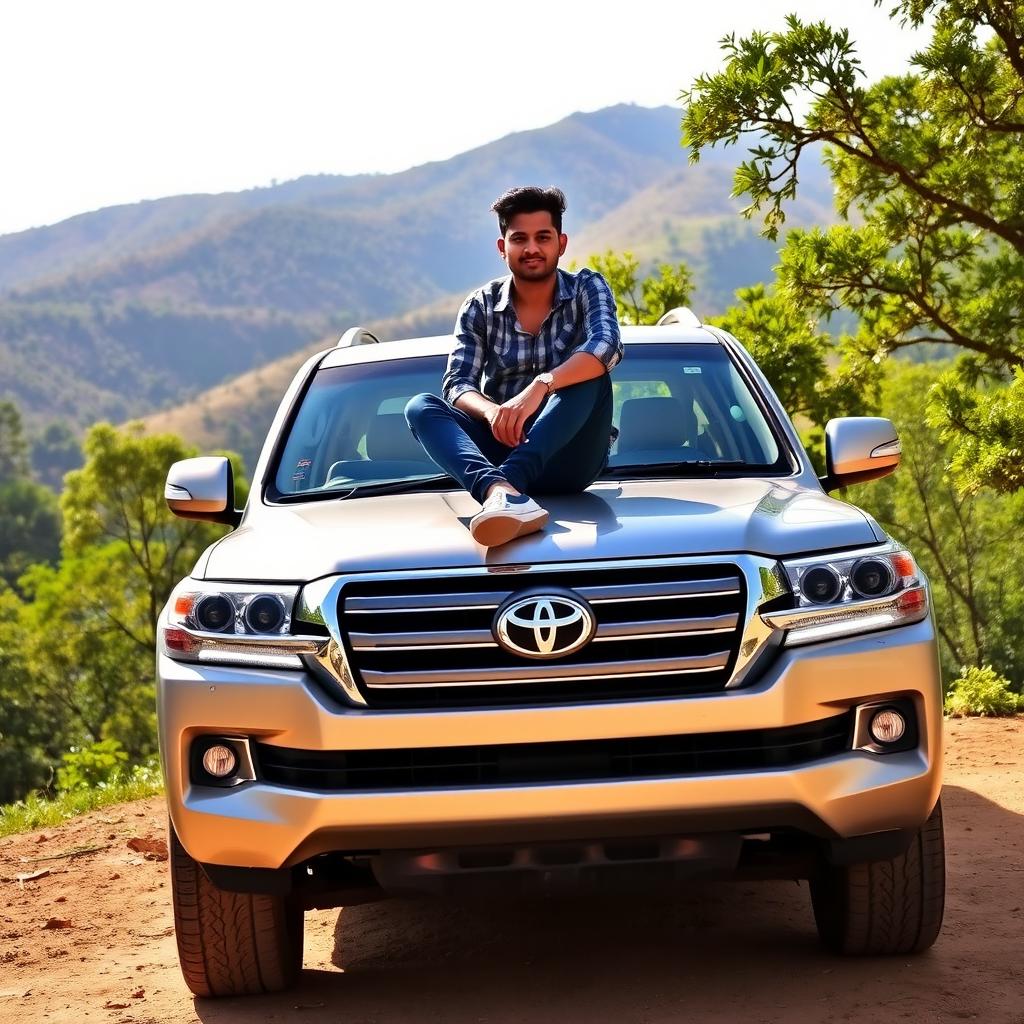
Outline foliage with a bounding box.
[849,363,1024,686]
[0,586,57,804]
[62,422,248,643]
[0,756,163,839]
[57,739,129,792]
[0,478,61,589]
[0,399,29,482]
[30,420,82,491]
[579,251,693,325]
[0,422,245,803]
[944,665,1023,718]
[582,252,880,460]
[682,1,1024,492]
[709,282,880,456]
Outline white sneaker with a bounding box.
[470,490,549,547]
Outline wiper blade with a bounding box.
[334,474,455,499]
[602,460,751,479]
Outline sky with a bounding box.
[0,0,928,238]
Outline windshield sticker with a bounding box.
[684,366,702,374]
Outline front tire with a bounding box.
[811,799,945,955]
[169,821,304,996]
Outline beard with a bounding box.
[514,254,557,281]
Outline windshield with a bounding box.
[269,345,791,500]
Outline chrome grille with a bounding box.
[338,562,747,708]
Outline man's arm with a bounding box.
[575,269,623,372]
[442,293,489,415]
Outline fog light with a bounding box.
[869,709,906,744]
[201,744,238,779]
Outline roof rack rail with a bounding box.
[336,327,382,348]
[656,307,701,328]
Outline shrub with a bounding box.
[56,738,129,792]
[944,665,1023,718]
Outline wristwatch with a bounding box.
[535,371,555,394]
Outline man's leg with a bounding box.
[499,375,613,495]
[404,394,510,503]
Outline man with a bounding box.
[405,186,623,547]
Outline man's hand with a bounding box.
[487,380,547,447]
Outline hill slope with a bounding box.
[0,104,834,435]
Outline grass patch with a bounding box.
[0,765,164,839]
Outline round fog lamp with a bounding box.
[869,709,906,745]
[201,744,238,779]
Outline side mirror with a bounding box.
[820,417,901,493]
[165,457,242,526]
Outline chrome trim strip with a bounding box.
[350,629,497,650]
[346,591,507,612]
[577,578,741,602]
[365,664,729,689]
[592,613,738,639]
[762,587,925,631]
[167,624,329,655]
[361,651,731,687]
[350,613,740,651]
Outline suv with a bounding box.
[158,310,944,997]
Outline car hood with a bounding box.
[199,478,883,582]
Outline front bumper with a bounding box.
[158,615,942,869]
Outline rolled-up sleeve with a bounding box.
[442,292,487,405]
[576,270,623,372]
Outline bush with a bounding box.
[944,665,1024,718]
[56,738,129,792]
[0,756,164,838]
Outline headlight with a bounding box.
[762,544,928,646]
[160,580,327,669]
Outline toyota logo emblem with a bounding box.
[494,591,596,660]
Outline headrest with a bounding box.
[617,396,696,451]
[367,413,426,462]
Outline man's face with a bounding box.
[497,210,567,282]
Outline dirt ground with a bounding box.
[1,716,1022,1024]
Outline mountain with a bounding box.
[0,104,835,438]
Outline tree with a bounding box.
[0,400,29,483]
[30,421,82,491]
[849,363,1024,687]
[0,423,248,800]
[581,252,879,452]
[61,422,248,646]
[708,283,880,451]
[0,478,61,589]
[580,251,694,325]
[682,1,1024,493]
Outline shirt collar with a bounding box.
[494,268,574,313]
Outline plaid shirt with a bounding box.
[442,267,623,406]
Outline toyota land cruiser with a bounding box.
[158,309,944,997]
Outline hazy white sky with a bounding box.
[0,0,927,237]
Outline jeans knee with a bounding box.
[404,393,443,430]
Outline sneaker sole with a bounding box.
[471,508,549,547]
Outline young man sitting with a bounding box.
[405,186,623,547]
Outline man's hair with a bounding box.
[491,186,567,235]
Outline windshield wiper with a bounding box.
[333,474,455,499]
[602,460,751,479]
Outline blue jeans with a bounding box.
[405,376,613,503]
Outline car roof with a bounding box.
[319,323,720,369]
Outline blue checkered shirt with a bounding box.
[442,267,623,406]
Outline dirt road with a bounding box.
[2,717,1022,1024]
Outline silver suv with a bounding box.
[158,311,944,997]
